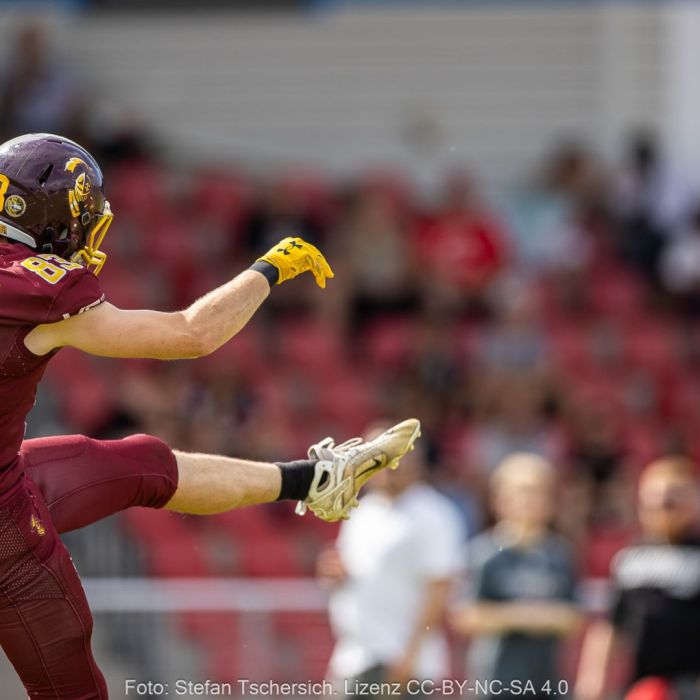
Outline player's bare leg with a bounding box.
[164,418,421,521]
[165,454,281,514]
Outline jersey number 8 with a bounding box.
[21,254,83,285]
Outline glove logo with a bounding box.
[279,240,303,256]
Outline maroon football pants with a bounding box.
[0,434,178,700]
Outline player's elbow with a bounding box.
[174,315,220,359]
[166,312,216,360]
[179,331,218,359]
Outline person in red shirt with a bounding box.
[415,168,506,304]
[0,133,420,699]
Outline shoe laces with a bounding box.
[332,436,363,452]
[308,435,363,461]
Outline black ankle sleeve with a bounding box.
[275,459,316,501]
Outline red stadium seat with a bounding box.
[236,531,306,578]
[626,320,682,375]
[97,260,156,309]
[273,611,334,680]
[362,316,415,370]
[211,507,281,539]
[549,322,593,375]
[121,509,209,577]
[581,525,633,578]
[44,349,114,434]
[317,374,379,435]
[185,167,252,233]
[271,169,336,227]
[359,167,416,217]
[107,160,170,222]
[276,320,344,377]
[622,420,664,475]
[588,267,646,321]
[195,325,268,381]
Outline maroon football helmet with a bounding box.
[0,133,113,274]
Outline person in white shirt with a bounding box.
[659,208,700,308]
[317,444,465,698]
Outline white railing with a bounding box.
[82,576,612,613]
[83,577,327,612]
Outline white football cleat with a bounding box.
[296,418,421,522]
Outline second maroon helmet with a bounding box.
[0,133,113,274]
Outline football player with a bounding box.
[0,133,420,699]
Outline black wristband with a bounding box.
[250,260,279,287]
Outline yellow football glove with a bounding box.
[257,237,334,289]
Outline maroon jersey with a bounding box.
[0,242,104,498]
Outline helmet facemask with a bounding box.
[70,200,113,276]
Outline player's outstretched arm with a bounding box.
[25,270,270,359]
[25,237,333,359]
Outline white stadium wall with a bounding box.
[0,4,688,184]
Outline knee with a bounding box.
[122,434,179,507]
[124,434,176,466]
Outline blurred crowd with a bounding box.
[32,123,700,576]
[6,18,700,573]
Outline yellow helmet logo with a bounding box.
[65,157,88,173]
[65,157,92,218]
[63,155,113,276]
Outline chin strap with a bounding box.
[39,225,55,255]
[0,221,37,248]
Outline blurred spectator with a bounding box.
[624,677,680,700]
[475,280,550,377]
[396,102,451,207]
[659,207,700,316]
[242,176,324,255]
[576,457,700,700]
[565,396,626,489]
[504,143,599,276]
[0,20,83,140]
[318,445,464,698]
[414,168,507,315]
[559,395,633,549]
[452,453,580,699]
[614,130,697,287]
[469,379,560,476]
[405,314,460,412]
[337,186,419,326]
[544,142,603,203]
